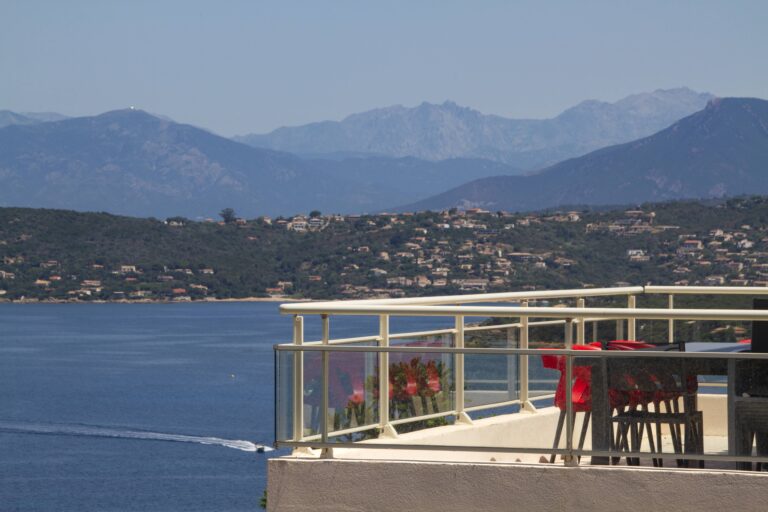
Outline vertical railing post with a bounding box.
[292,315,304,443]
[455,315,472,423]
[564,318,576,465]
[627,295,637,341]
[576,298,585,345]
[320,315,330,452]
[506,324,517,401]
[378,314,397,438]
[520,300,535,412]
[668,294,675,344]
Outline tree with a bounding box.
[309,210,322,218]
[219,208,236,224]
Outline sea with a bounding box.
[0,302,451,512]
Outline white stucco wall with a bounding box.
[268,458,768,512]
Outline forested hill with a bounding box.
[3,197,768,302]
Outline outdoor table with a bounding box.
[587,343,748,465]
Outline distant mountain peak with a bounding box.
[401,97,768,213]
[235,88,715,169]
[98,107,156,118]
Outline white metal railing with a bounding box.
[275,285,768,466]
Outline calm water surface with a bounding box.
[0,302,449,511]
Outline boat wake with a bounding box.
[0,420,274,453]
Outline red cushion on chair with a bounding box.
[541,344,601,411]
[608,340,657,350]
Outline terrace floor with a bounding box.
[286,394,744,470]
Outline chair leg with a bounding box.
[576,411,591,463]
[610,408,622,465]
[694,412,705,468]
[671,397,683,447]
[620,419,633,461]
[627,419,643,466]
[654,400,669,467]
[550,410,566,464]
[669,400,686,468]
[641,403,659,467]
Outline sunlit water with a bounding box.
[0,302,451,511]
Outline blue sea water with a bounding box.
[0,302,451,511]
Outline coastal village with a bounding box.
[2,198,768,302]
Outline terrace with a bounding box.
[269,286,768,511]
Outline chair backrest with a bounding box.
[541,344,601,409]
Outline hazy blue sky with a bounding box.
[2,1,766,135]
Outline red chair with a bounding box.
[606,340,704,467]
[542,343,602,463]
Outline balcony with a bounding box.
[270,286,768,511]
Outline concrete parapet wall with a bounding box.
[268,457,768,512]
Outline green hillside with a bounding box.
[2,197,768,302]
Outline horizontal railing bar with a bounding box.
[389,410,457,426]
[465,323,520,332]
[328,335,381,345]
[301,423,380,441]
[464,399,521,413]
[281,286,768,314]
[276,441,768,465]
[526,317,625,327]
[278,304,768,321]
[389,328,456,339]
[282,286,645,310]
[273,344,768,360]
[526,319,568,327]
[277,440,575,456]
[290,336,380,346]
[646,285,768,296]
[466,318,608,331]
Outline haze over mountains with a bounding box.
[403,98,768,213]
[236,88,713,169]
[0,110,69,128]
[2,89,767,219]
[0,109,519,218]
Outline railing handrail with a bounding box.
[645,285,768,295]
[275,344,768,360]
[278,304,768,321]
[280,285,644,312]
[281,285,768,314]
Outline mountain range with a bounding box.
[0,109,519,218]
[0,110,69,128]
[2,90,767,219]
[235,88,713,169]
[402,98,768,213]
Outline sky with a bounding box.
[2,0,767,136]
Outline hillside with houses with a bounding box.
[2,197,768,302]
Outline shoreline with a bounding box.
[0,296,315,305]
